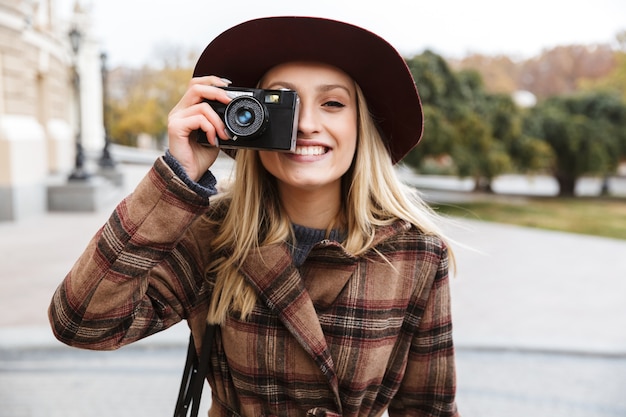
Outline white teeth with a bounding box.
[294,145,326,156]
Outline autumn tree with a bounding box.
[107,66,192,148]
[106,45,197,147]
[455,43,619,99]
[450,54,520,94]
[579,47,626,101]
[518,45,617,98]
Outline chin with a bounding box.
[283,174,342,191]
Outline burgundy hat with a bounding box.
[193,16,423,164]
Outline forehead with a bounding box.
[261,61,355,90]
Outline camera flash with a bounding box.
[265,93,281,104]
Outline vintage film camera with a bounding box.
[196,87,300,152]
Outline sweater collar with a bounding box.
[290,223,347,267]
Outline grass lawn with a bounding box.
[432,196,626,240]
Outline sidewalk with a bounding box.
[446,218,626,356]
[1,154,626,416]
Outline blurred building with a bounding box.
[0,0,103,221]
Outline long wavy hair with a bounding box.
[203,83,454,324]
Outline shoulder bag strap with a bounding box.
[174,324,216,417]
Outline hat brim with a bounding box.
[193,16,423,164]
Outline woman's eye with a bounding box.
[323,100,345,108]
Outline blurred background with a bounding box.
[0,0,625,416]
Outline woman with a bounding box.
[49,16,460,417]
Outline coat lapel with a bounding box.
[236,221,410,414]
[238,243,342,409]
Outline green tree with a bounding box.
[451,111,512,192]
[405,51,551,191]
[406,50,466,109]
[402,105,455,170]
[484,93,553,174]
[524,92,626,196]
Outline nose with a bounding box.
[296,100,320,137]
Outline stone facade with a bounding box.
[0,0,103,221]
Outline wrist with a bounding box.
[164,150,217,198]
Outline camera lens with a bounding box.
[235,108,254,127]
[224,96,268,138]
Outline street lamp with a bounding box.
[68,26,90,181]
[98,52,116,169]
[69,26,81,55]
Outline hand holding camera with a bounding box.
[169,78,301,181]
[167,76,233,181]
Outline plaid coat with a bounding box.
[49,158,459,417]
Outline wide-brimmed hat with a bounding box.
[193,16,423,164]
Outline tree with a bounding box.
[108,66,192,148]
[404,51,473,172]
[483,93,553,174]
[405,50,472,113]
[106,44,196,148]
[518,45,617,99]
[523,92,626,196]
[454,43,620,99]
[451,111,512,192]
[579,49,626,101]
[402,105,455,170]
[405,51,549,191]
[450,53,520,94]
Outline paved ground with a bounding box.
[1,152,625,416]
[2,344,625,417]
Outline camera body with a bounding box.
[196,87,300,152]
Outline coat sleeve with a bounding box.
[48,157,214,350]
[389,244,460,417]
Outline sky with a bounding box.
[58,0,626,68]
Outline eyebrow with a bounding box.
[265,81,353,96]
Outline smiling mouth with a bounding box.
[293,145,328,156]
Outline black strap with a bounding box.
[174,324,216,417]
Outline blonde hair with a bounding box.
[204,83,454,324]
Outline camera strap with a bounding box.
[173,324,216,417]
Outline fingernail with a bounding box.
[220,78,232,85]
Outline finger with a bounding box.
[172,101,229,141]
[171,78,233,114]
[189,75,232,88]
[187,76,233,104]
[197,101,231,141]
[193,113,221,147]
[172,85,231,114]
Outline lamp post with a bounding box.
[67,26,90,181]
[98,52,116,169]
[48,24,111,212]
